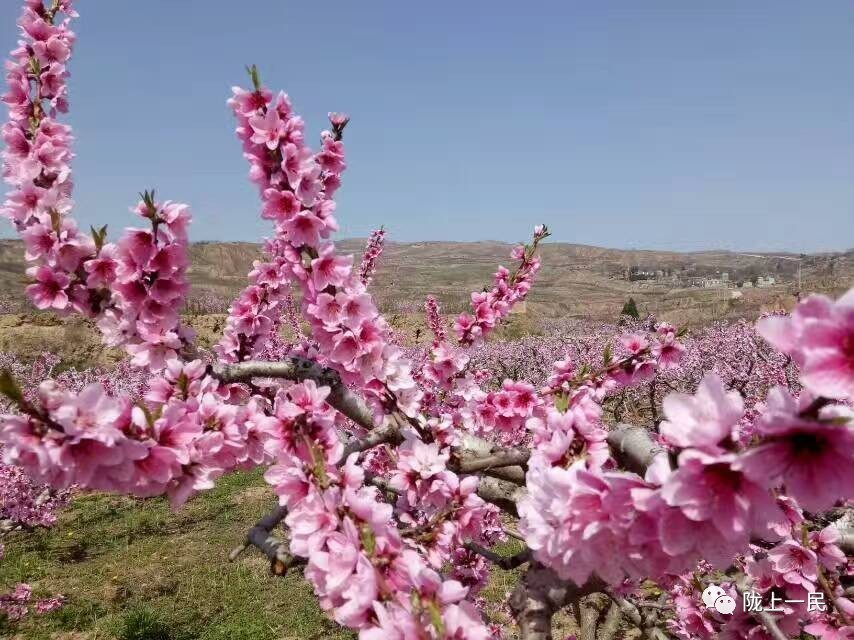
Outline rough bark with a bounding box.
[597,602,623,640]
[228,505,305,576]
[476,476,526,517]
[831,509,854,556]
[579,598,603,640]
[212,357,378,429]
[510,562,605,640]
[611,597,671,640]
[606,423,669,476]
[454,446,530,473]
[341,416,404,457]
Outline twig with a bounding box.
[504,526,526,541]
[754,610,791,640]
[648,381,660,426]
[400,505,457,541]
[341,418,403,458]
[579,599,601,640]
[733,580,791,640]
[365,473,399,496]
[213,357,528,488]
[817,565,853,626]
[633,601,669,610]
[465,541,531,570]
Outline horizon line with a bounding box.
[1,235,851,257]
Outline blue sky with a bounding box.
[1,1,852,252]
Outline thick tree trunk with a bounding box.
[510,563,604,640]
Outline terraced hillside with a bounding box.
[1,238,851,326]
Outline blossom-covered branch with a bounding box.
[359,226,385,285]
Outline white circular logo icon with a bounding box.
[701,584,726,608]
[714,595,736,615]
[701,584,734,615]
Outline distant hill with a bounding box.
[1,238,851,325]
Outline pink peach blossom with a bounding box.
[659,373,743,451]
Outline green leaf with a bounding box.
[677,326,689,338]
[245,64,261,91]
[426,601,445,637]
[90,224,108,251]
[177,372,190,398]
[603,343,612,365]
[359,524,376,556]
[0,369,25,407]
[139,189,158,216]
[554,392,570,414]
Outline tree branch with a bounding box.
[733,580,791,640]
[610,596,672,640]
[597,602,623,640]
[341,417,404,458]
[606,423,669,476]
[455,433,528,484]
[455,447,530,473]
[510,562,605,640]
[228,504,306,576]
[465,541,532,570]
[754,611,791,640]
[481,465,527,484]
[817,565,853,626]
[213,358,528,486]
[476,476,526,517]
[211,357,376,430]
[213,357,540,495]
[579,597,604,640]
[830,509,854,556]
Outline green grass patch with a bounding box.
[0,468,353,640]
[1,467,529,639]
